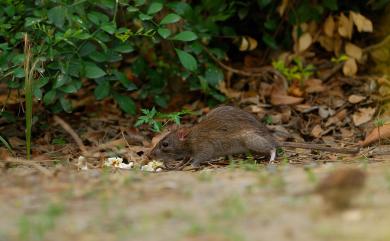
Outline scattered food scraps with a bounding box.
[141,160,164,172]
[104,157,134,169]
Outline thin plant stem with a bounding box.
[23,34,32,160]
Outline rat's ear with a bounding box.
[165,124,179,132]
[177,128,190,141]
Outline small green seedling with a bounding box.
[272,57,315,84]
[135,107,192,132]
[331,54,349,64]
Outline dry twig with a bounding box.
[53,115,88,155]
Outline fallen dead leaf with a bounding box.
[270,113,283,124]
[294,104,313,113]
[239,37,248,51]
[277,0,289,16]
[8,136,25,147]
[247,36,258,51]
[348,94,366,104]
[352,107,376,126]
[280,107,292,123]
[319,35,335,52]
[345,42,363,61]
[325,109,347,127]
[270,94,304,105]
[246,105,264,114]
[351,11,373,33]
[359,124,390,147]
[311,124,323,138]
[343,58,358,76]
[218,82,241,99]
[340,128,354,138]
[338,12,353,39]
[288,83,304,97]
[324,15,335,37]
[298,32,312,52]
[319,106,335,119]
[305,78,326,93]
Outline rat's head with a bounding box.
[148,127,190,162]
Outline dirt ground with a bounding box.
[1,158,390,241]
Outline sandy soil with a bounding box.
[1,160,390,241]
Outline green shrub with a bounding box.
[0,0,387,115]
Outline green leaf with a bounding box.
[54,74,69,88]
[85,63,106,79]
[127,6,139,12]
[13,67,24,78]
[154,95,168,108]
[59,80,82,93]
[139,13,153,21]
[43,89,56,105]
[147,2,163,15]
[60,97,72,113]
[135,0,145,6]
[322,0,338,10]
[205,66,224,86]
[175,48,197,71]
[160,13,181,24]
[33,88,42,100]
[87,11,109,25]
[113,43,134,53]
[262,33,278,49]
[157,28,171,39]
[264,18,277,30]
[172,31,197,41]
[89,51,108,63]
[167,2,192,15]
[48,6,65,28]
[113,70,137,90]
[79,42,96,57]
[257,0,272,8]
[94,81,110,100]
[101,22,116,34]
[114,94,136,115]
[35,77,49,88]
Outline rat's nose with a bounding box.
[147,148,155,159]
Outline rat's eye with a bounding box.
[162,141,169,148]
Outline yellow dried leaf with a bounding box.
[338,13,353,39]
[298,32,312,52]
[239,36,258,51]
[333,35,343,56]
[348,94,366,104]
[271,94,303,105]
[345,42,363,61]
[351,11,373,32]
[324,15,335,37]
[352,107,376,126]
[247,37,258,51]
[343,58,358,76]
[319,35,334,52]
[277,0,289,16]
[239,37,249,51]
[311,124,323,138]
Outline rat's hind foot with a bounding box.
[269,148,276,164]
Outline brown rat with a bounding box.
[149,106,360,168]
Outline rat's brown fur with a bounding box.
[149,106,360,168]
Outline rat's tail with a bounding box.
[279,142,360,154]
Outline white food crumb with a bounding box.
[141,160,164,172]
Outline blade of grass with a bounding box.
[0,135,14,154]
[24,33,32,160]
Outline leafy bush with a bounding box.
[0,0,387,115]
